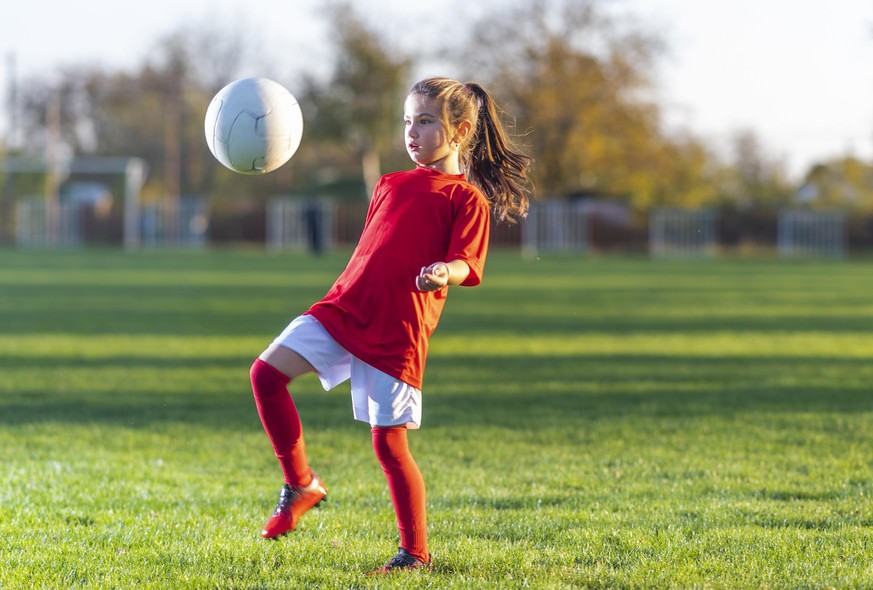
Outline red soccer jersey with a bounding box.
[306,166,491,389]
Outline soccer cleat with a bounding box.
[260,472,327,539]
[366,547,432,576]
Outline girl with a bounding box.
[249,77,532,574]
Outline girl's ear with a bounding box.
[454,120,473,143]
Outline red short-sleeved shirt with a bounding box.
[306,166,490,389]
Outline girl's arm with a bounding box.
[416,260,470,292]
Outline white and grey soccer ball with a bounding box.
[204,77,303,175]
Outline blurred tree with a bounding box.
[801,156,873,211]
[299,3,413,199]
[802,157,873,247]
[704,130,794,248]
[456,0,791,216]
[458,0,668,203]
[718,129,793,209]
[644,133,721,210]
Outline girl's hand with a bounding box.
[416,262,449,292]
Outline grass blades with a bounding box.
[1,249,872,589]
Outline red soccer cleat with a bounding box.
[260,472,327,539]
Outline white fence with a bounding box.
[521,200,588,257]
[140,199,209,248]
[10,196,855,260]
[777,209,846,259]
[15,197,207,248]
[267,198,334,253]
[15,200,83,247]
[649,208,718,258]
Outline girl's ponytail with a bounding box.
[463,83,533,223]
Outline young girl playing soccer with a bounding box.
[249,76,532,574]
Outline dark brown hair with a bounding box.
[409,77,533,222]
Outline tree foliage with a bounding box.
[459,1,665,200]
[456,0,792,213]
[717,130,793,210]
[801,156,873,211]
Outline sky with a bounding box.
[2,0,872,180]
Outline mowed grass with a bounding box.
[1,248,872,589]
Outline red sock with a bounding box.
[250,359,312,487]
[371,426,429,563]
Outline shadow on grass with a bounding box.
[0,354,256,370]
[7,271,873,337]
[0,382,340,432]
[440,311,873,335]
[2,354,870,429]
[0,284,324,337]
[6,291,873,335]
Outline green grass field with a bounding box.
[1,248,872,589]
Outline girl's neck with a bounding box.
[420,152,461,175]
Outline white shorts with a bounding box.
[271,315,422,429]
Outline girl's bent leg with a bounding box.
[250,354,312,487]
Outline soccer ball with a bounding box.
[204,77,303,175]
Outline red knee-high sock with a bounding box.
[250,359,312,487]
[371,426,429,563]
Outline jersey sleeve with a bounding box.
[447,190,491,287]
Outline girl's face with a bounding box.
[403,94,458,174]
